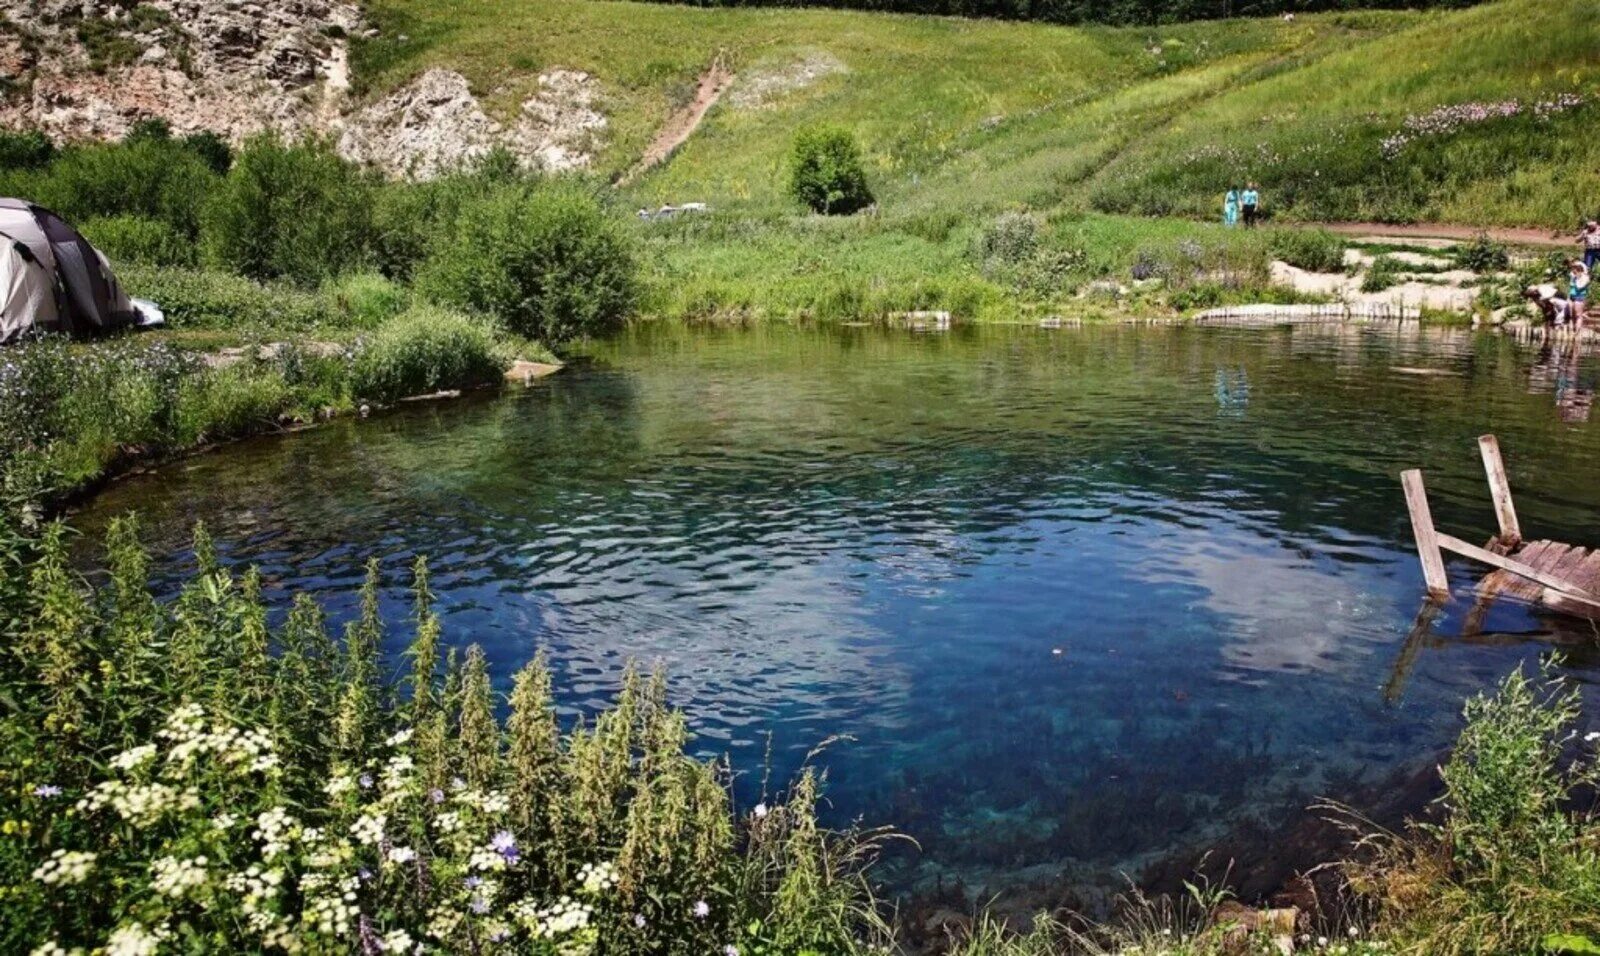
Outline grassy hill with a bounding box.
[355,0,1598,320]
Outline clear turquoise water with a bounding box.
[71,323,1600,906]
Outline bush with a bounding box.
[1361,254,1404,292]
[1453,232,1511,273]
[171,364,293,446]
[975,211,1041,270]
[349,305,507,403]
[415,181,637,344]
[80,215,196,268]
[0,129,54,169]
[28,140,218,239]
[788,126,874,216]
[1270,228,1346,273]
[117,265,333,331]
[202,134,375,286]
[181,130,234,175]
[123,117,173,144]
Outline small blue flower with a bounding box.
[32,784,62,798]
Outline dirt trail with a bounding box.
[1312,221,1574,248]
[618,57,734,186]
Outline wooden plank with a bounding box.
[1540,587,1600,620]
[1479,540,1554,600]
[1569,549,1600,596]
[1401,470,1450,597]
[1546,546,1591,591]
[1437,533,1599,599]
[1477,435,1522,547]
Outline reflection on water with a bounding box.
[69,323,1600,905]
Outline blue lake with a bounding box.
[71,323,1600,910]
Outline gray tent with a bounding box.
[0,198,138,344]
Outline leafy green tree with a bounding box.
[788,126,874,216]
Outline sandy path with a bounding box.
[618,58,734,186]
[1312,221,1575,248]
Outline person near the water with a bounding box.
[1578,220,1600,272]
[1570,259,1591,327]
[1224,188,1240,227]
[1525,284,1572,327]
[1241,183,1261,227]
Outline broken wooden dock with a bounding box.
[1402,435,1600,620]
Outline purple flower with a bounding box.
[633,913,647,929]
[359,867,374,882]
[693,900,710,919]
[489,928,511,943]
[465,876,483,889]
[490,830,519,863]
[725,947,739,956]
[33,784,62,798]
[429,788,445,804]
[470,895,490,914]
[359,773,374,790]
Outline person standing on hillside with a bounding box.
[1224,188,1240,227]
[1241,183,1261,227]
[1578,220,1600,272]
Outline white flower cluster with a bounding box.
[32,849,97,886]
[105,923,169,956]
[351,812,387,846]
[302,872,360,937]
[514,896,593,939]
[577,861,617,895]
[109,744,157,772]
[325,773,357,797]
[28,943,84,956]
[224,865,285,917]
[77,779,200,824]
[253,806,300,861]
[159,704,279,774]
[149,855,209,898]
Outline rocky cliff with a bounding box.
[0,1,605,177]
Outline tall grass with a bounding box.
[0,520,891,955]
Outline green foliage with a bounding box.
[0,523,886,956]
[1452,233,1511,273]
[117,265,334,331]
[23,139,218,240]
[123,117,174,144]
[348,304,508,403]
[202,134,376,286]
[1270,229,1346,273]
[788,127,874,216]
[975,211,1042,271]
[1361,255,1404,292]
[415,181,638,344]
[616,0,1478,26]
[323,272,410,329]
[0,129,54,169]
[80,215,196,268]
[180,130,234,175]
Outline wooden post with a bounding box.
[1402,469,1450,597]
[1477,434,1521,548]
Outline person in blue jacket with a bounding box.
[1241,183,1261,227]
[1224,189,1240,227]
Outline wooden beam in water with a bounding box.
[1435,533,1598,600]
[1401,469,1450,597]
[1477,435,1522,548]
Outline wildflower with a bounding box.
[752,802,768,818]
[387,845,417,865]
[694,900,710,919]
[105,923,167,956]
[470,895,490,914]
[379,928,415,952]
[29,942,82,956]
[465,876,484,889]
[725,947,739,956]
[32,849,96,885]
[386,728,414,747]
[351,812,386,845]
[212,812,237,831]
[109,745,157,772]
[1585,731,1600,743]
[429,788,445,804]
[326,774,356,797]
[150,855,209,897]
[633,913,647,929]
[577,860,617,894]
[32,784,62,798]
[490,829,519,863]
[359,773,374,790]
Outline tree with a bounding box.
[788,126,874,215]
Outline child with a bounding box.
[1571,259,1591,328]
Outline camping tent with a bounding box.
[0,198,138,344]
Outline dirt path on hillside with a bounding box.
[1313,222,1574,248]
[618,57,734,187]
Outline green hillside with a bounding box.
[354,0,1597,321]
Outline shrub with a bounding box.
[202,134,375,286]
[788,126,874,216]
[117,265,334,331]
[1361,254,1404,292]
[170,364,293,445]
[975,211,1041,270]
[348,305,507,403]
[1452,232,1511,273]
[123,117,173,144]
[181,130,234,175]
[0,129,54,169]
[415,181,637,344]
[28,139,218,239]
[1270,228,1346,273]
[80,215,196,267]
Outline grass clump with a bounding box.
[1270,228,1347,273]
[348,305,507,403]
[117,266,335,331]
[1451,232,1511,273]
[79,215,196,268]
[1360,255,1404,292]
[0,521,890,956]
